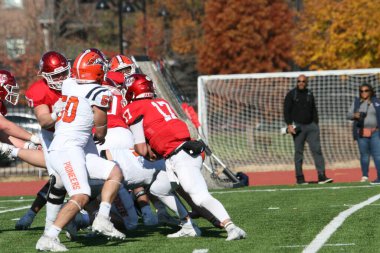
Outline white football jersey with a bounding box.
[49,78,111,150]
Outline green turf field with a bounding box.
[1,183,380,252]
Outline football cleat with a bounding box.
[15,209,36,230]
[167,222,201,238]
[92,214,126,240]
[36,235,68,252]
[225,224,246,241]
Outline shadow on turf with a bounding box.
[71,234,133,248]
[1,226,45,233]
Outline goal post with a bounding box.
[198,69,380,173]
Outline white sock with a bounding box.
[45,224,61,238]
[98,202,111,217]
[224,221,235,231]
[44,202,62,233]
[181,218,192,226]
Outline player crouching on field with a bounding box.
[120,74,246,241]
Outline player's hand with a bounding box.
[53,98,66,116]
[30,134,41,145]
[287,125,296,135]
[353,112,361,120]
[144,144,163,161]
[23,141,42,150]
[93,134,106,145]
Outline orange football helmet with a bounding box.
[109,55,136,76]
[72,50,107,84]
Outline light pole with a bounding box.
[96,0,150,55]
[39,0,55,51]
[159,6,169,56]
[96,0,133,55]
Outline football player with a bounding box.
[0,70,41,148]
[16,51,71,232]
[121,74,246,240]
[97,70,158,227]
[36,50,125,251]
[108,54,136,76]
[100,71,196,232]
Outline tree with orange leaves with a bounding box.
[293,0,380,70]
[198,0,294,75]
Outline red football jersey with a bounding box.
[25,79,61,110]
[0,101,7,116]
[106,86,127,129]
[123,98,190,157]
[25,79,61,132]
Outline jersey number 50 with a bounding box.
[58,95,79,123]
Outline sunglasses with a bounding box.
[360,89,370,93]
[297,80,306,83]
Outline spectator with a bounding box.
[283,74,333,185]
[347,84,380,184]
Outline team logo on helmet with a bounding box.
[0,74,7,85]
[125,76,135,87]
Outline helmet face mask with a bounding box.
[0,70,19,105]
[109,55,136,77]
[39,51,70,90]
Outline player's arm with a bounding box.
[0,115,38,143]
[34,104,56,129]
[129,116,148,157]
[92,105,108,145]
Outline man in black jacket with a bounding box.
[283,74,333,185]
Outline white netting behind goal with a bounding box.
[198,69,380,173]
[136,59,236,189]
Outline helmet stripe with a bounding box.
[116,55,124,64]
[76,52,88,79]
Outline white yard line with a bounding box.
[280,243,355,248]
[0,205,30,214]
[0,199,34,203]
[211,185,373,194]
[192,249,209,253]
[303,194,380,253]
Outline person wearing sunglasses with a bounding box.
[284,74,333,185]
[347,84,380,184]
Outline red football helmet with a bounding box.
[121,74,155,103]
[73,50,107,84]
[38,51,70,90]
[109,55,136,76]
[0,70,19,105]
[104,71,125,89]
